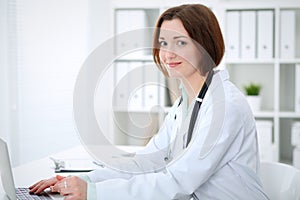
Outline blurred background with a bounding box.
[1,0,300,170]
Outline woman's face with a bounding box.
[158,18,201,79]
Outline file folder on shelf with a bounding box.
[128,62,144,109]
[256,120,274,161]
[143,64,160,109]
[280,10,296,59]
[257,10,274,59]
[226,11,240,59]
[115,10,146,56]
[114,62,130,108]
[295,64,300,112]
[241,11,256,59]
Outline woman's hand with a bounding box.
[51,176,87,200]
[29,175,66,194]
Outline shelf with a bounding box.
[279,159,293,166]
[253,111,275,118]
[112,0,164,9]
[111,0,300,162]
[253,111,300,118]
[225,59,275,64]
[279,112,300,118]
[113,106,169,113]
[114,55,154,62]
[226,58,300,65]
[279,58,300,64]
[223,1,300,10]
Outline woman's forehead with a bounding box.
[159,19,189,38]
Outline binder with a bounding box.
[280,10,296,59]
[158,71,166,107]
[293,147,300,168]
[226,11,240,59]
[143,64,159,109]
[257,10,274,59]
[296,64,300,112]
[291,122,300,146]
[114,62,130,108]
[241,11,256,59]
[115,10,146,56]
[256,120,273,161]
[128,62,144,109]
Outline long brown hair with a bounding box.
[152,4,225,76]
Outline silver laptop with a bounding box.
[0,138,63,200]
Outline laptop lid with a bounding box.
[0,138,17,200]
[0,139,64,200]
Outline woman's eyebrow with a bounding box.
[159,35,188,40]
[173,36,188,39]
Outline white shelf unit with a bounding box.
[110,0,300,164]
[223,3,300,164]
[111,2,176,146]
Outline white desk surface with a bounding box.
[0,145,142,199]
[13,145,91,187]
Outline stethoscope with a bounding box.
[164,69,214,162]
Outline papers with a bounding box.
[50,158,97,173]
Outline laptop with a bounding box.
[0,138,63,200]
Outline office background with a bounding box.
[0,0,300,168]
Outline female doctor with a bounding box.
[29,4,269,200]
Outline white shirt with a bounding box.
[86,69,269,200]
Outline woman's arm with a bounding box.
[91,96,249,200]
[85,98,180,183]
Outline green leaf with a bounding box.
[244,83,261,96]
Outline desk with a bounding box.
[0,145,142,199]
[13,146,92,187]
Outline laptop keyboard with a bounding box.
[16,187,52,200]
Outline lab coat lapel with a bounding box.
[172,101,195,159]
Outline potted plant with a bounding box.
[244,83,262,112]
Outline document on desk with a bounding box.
[53,158,97,173]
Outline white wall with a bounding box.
[88,0,115,143]
[15,0,90,166]
[0,0,114,166]
[0,0,10,146]
[2,0,89,166]
[88,0,113,52]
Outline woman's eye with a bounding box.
[159,41,167,47]
[177,41,186,46]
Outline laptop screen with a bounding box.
[0,138,17,200]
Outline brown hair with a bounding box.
[152,4,225,76]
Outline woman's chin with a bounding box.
[167,69,184,79]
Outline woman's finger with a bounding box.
[28,180,43,190]
[29,180,49,194]
[51,176,87,199]
[52,179,67,194]
[29,177,59,194]
[56,175,65,180]
[63,194,75,200]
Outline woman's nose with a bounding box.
[164,49,176,60]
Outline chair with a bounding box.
[260,161,300,200]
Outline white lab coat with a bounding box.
[86,70,269,200]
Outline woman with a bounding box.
[29,4,269,200]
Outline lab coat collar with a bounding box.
[178,69,229,109]
[208,69,230,94]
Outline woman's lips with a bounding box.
[167,62,182,68]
